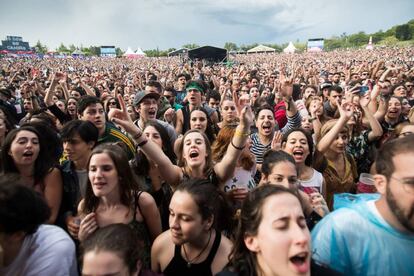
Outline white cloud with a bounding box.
[0,0,412,51]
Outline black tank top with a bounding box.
[163,230,222,276]
[181,105,191,134]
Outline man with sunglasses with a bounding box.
[312,136,414,275]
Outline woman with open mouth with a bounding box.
[281,128,325,198]
[1,125,63,224]
[219,185,341,276]
[109,94,253,192]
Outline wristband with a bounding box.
[231,140,245,150]
[137,138,148,147]
[235,130,250,137]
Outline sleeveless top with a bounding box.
[129,191,152,269]
[182,168,220,187]
[163,231,222,276]
[181,105,191,134]
[300,168,324,194]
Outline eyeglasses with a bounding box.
[406,85,413,88]
[109,101,117,105]
[390,175,414,194]
[164,95,173,99]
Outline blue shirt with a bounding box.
[312,200,414,276]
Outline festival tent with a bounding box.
[247,44,276,54]
[168,48,188,57]
[366,36,374,50]
[283,42,297,54]
[123,47,136,57]
[135,47,146,57]
[188,46,227,63]
[72,49,85,57]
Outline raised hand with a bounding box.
[239,105,254,128]
[338,101,354,120]
[271,130,283,151]
[108,94,141,137]
[359,92,371,108]
[279,71,293,99]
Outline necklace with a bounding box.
[182,230,212,268]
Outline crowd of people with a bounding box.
[0,46,414,276]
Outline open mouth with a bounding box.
[148,110,156,116]
[189,150,199,159]
[289,252,309,273]
[262,124,272,132]
[292,149,304,157]
[22,151,34,157]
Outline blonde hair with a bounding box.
[320,119,350,138]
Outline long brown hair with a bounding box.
[211,125,255,171]
[177,129,213,177]
[82,143,141,214]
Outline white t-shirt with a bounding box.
[0,224,78,276]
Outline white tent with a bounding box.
[123,47,135,57]
[283,42,297,54]
[247,44,276,54]
[366,36,373,50]
[135,47,146,56]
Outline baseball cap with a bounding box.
[320,82,332,90]
[133,90,160,106]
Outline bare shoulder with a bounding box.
[137,191,156,208]
[151,230,175,270]
[212,234,233,274]
[45,167,62,180]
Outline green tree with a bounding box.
[371,30,386,43]
[324,38,342,50]
[348,31,368,46]
[34,40,48,54]
[379,36,399,46]
[115,47,124,57]
[88,46,100,56]
[224,42,238,51]
[182,43,199,49]
[395,24,412,40]
[57,43,69,53]
[68,44,77,53]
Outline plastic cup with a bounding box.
[357,173,376,193]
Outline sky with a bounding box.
[0,0,413,51]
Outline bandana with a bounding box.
[186,82,204,93]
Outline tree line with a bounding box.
[33,19,414,57]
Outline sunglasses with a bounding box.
[109,101,117,105]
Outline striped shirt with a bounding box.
[250,112,302,164]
